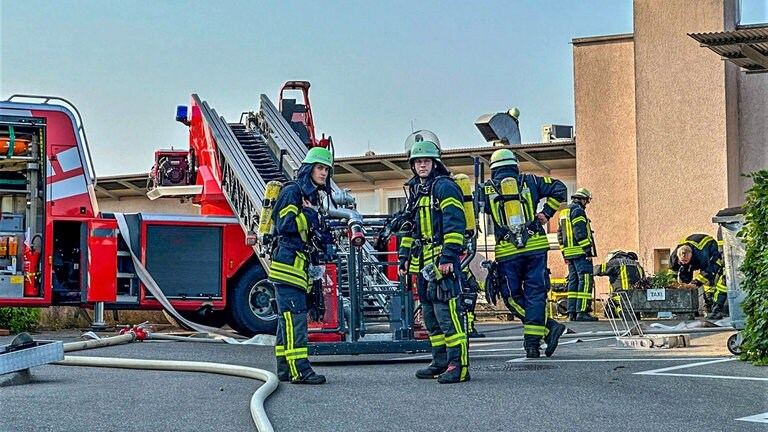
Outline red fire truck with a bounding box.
[0,86,428,354]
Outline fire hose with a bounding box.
[54,329,278,432]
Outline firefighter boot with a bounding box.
[437,365,471,384]
[575,313,598,322]
[416,343,448,379]
[524,336,541,358]
[416,364,448,379]
[291,371,327,385]
[708,306,724,320]
[544,320,566,357]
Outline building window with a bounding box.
[654,248,671,273]
[387,197,407,215]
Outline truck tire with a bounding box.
[228,265,278,336]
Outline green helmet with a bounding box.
[408,140,441,162]
[508,107,520,120]
[572,187,592,200]
[489,148,518,169]
[302,147,333,167]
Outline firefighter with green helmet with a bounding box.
[269,146,333,385]
[558,187,599,321]
[482,148,568,358]
[398,137,470,383]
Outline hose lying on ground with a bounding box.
[56,332,278,432]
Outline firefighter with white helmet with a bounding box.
[269,146,333,385]
[558,187,598,321]
[398,138,470,384]
[482,148,568,358]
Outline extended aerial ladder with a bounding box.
[156,89,429,354]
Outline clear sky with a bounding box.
[1,1,766,176]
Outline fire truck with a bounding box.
[0,85,432,355]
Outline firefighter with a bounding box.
[269,147,333,385]
[594,250,645,318]
[669,233,724,319]
[482,149,568,358]
[558,187,598,322]
[398,139,470,384]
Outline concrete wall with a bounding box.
[738,72,768,196]
[633,0,737,272]
[573,34,638,295]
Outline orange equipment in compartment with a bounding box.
[0,137,30,156]
[0,236,18,258]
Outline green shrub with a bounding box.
[740,170,768,365]
[647,270,675,289]
[0,307,41,334]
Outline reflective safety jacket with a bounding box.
[268,164,323,292]
[594,252,645,291]
[669,233,723,286]
[483,165,567,261]
[398,170,466,273]
[557,199,596,259]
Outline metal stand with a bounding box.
[91,302,107,331]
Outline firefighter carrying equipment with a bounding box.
[268,163,326,292]
[483,162,567,260]
[557,199,596,259]
[452,173,476,237]
[669,233,722,287]
[258,180,284,243]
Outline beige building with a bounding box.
[574,0,768,287]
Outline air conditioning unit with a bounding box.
[541,124,574,142]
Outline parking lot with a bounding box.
[2,321,767,432]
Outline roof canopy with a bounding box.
[689,25,768,74]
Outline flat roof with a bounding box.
[94,139,576,199]
[689,25,768,73]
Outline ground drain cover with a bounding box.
[472,363,557,372]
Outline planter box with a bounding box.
[623,288,700,319]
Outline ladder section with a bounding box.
[228,123,287,184]
[192,95,267,247]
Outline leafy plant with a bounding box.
[647,270,676,289]
[0,307,41,334]
[739,170,768,365]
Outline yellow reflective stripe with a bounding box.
[521,182,534,221]
[275,345,286,357]
[443,232,464,245]
[524,324,547,336]
[578,239,591,247]
[572,216,587,225]
[270,261,305,277]
[285,347,308,360]
[506,297,525,317]
[561,246,585,258]
[495,235,550,258]
[680,235,715,250]
[620,266,629,289]
[400,236,413,248]
[448,298,469,376]
[285,312,298,378]
[429,334,446,347]
[279,204,299,218]
[445,333,467,345]
[269,268,307,288]
[695,274,709,284]
[543,177,552,184]
[439,196,463,211]
[546,197,560,211]
[296,212,308,242]
[448,298,463,338]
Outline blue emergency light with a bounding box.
[175,105,189,125]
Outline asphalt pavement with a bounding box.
[1,320,766,432]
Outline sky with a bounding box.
[1,1,766,176]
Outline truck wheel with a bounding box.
[228,266,278,336]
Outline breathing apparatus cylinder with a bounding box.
[452,174,476,236]
[258,180,284,242]
[499,177,528,248]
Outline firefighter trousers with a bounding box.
[274,283,313,381]
[498,253,548,341]
[416,273,469,374]
[567,256,594,314]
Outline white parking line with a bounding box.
[736,412,768,424]
[635,357,768,382]
[507,357,726,363]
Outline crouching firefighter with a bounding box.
[268,147,333,385]
[398,139,470,384]
[482,149,568,358]
[670,233,725,319]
